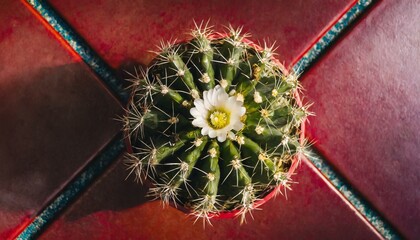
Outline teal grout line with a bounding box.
[16,134,125,240]
[17,0,401,239]
[293,0,373,75]
[26,0,129,103]
[291,0,401,239]
[305,149,401,240]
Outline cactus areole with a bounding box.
[122,22,311,224]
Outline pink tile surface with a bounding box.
[4,0,415,238]
[301,1,420,238]
[48,0,355,69]
[0,0,122,236]
[40,157,380,240]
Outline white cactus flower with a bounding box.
[190,85,246,142]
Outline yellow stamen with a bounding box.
[208,109,230,129]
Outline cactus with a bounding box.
[122,21,312,224]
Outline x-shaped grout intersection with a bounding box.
[14,0,401,239]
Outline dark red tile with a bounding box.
[0,0,122,236]
[301,1,420,238]
[40,157,380,240]
[48,0,355,69]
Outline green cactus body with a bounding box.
[123,22,311,223]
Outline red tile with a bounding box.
[301,1,420,238]
[40,157,380,240]
[48,0,355,69]
[0,0,122,236]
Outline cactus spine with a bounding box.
[122,21,312,223]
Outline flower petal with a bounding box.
[217,133,227,142]
[201,126,209,135]
[239,107,246,116]
[217,88,228,105]
[194,99,207,113]
[190,107,201,118]
[211,86,221,105]
[232,121,244,131]
[208,129,217,138]
[203,90,213,110]
[227,131,235,140]
[192,118,206,127]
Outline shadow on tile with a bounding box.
[0,62,122,223]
